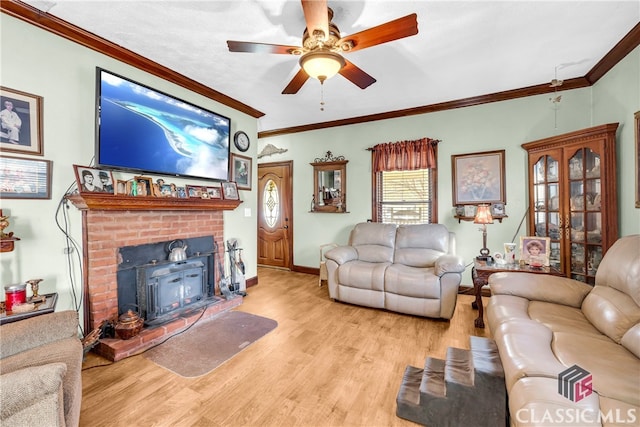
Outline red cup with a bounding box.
[4,284,26,312]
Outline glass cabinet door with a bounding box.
[567,147,602,284]
[532,155,562,270]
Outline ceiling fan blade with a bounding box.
[301,0,329,42]
[338,13,418,53]
[282,68,310,94]
[227,40,299,55]
[339,59,376,89]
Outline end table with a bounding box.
[472,261,561,328]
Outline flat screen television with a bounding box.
[95,68,231,181]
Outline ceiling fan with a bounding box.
[227,0,418,94]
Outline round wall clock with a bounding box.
[233,131,250,152]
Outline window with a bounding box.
[374,168,436,224]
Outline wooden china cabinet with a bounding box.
[521,123,618,284]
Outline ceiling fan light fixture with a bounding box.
[300,50,345,82]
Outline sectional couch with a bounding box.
[487,235,640,426]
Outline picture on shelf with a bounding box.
[222,181,239,200]
[519,236,550,267]
[491,203,505,216]
[73,165,114,194]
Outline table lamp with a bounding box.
[474,205,494,261]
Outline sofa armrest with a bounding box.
[0,310,79,359]
[489,272,592,308]
[435,254,465,276]
[0,363,66,425]
[324,246,358,265]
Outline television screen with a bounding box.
[96,68,231,181]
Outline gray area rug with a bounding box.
[143,310,277,378]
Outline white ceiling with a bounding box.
[22,1,640,132]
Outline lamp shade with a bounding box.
[474,205,494,224]
[300,50,345,81]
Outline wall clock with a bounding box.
[233,131,250,152]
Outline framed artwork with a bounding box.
[0,87,44,156]
[222,181,239,200]
[452,149,506,205]
[519,236,550,267]
[186,185,204,198]
[491,202,505,216]
[206,183,222,199]
[176,186,187,198]
[231,153,252,190]
[132,176,153,197]
[116,179,129,195]
[1,155,52,199]
[635,111,639,208]
[73,165,114,194]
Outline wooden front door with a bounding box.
[257,161,293,269]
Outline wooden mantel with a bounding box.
[66,193,242,211]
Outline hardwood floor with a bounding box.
[80,268,491,426]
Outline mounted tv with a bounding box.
[96,68,231,181]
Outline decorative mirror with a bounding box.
[310,151,348,213]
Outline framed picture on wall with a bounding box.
[1,155,52,199]
[231,153,252,190]
[0,87,44,156]
[452,150,506,205]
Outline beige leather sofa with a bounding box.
[324,222,465,319]
[487,235,640,426]
[0,310,83,427]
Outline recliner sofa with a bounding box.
[487,234,640,426]
[324,222,465,319]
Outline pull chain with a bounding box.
[320,80,325,111]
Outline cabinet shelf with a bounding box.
[66,193,242,211]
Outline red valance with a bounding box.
[371,138,439,172]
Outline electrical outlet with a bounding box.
[63,247,74,254]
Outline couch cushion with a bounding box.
[493,319,568,391]
[508,377,602,426]
[393,224,449,267]
[528,301,610,341]
[582,285,640,344]
[337,260,389,291]
[553,332,640,407]
[594,234,640,306]
[621,323,640,359]
[350,222,397,263]
[384,264,441,298]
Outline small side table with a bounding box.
[472,261,561,328]
[0,293,58,325]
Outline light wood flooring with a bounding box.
[81,268,491,426]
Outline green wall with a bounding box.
[258,46,640,285]
[0,14,258,318]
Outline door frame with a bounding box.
[257,160,294,270]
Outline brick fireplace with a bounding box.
[67,193,243,360]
